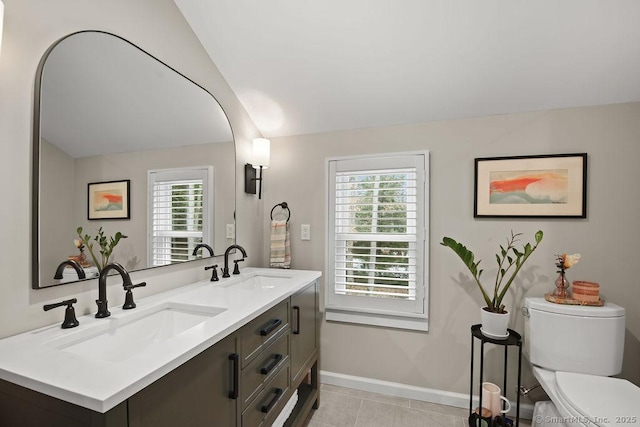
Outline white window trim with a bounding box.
[325,151,430,332]
[147,166,214,267]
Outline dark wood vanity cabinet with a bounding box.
[128,332,239,427]
[240,300,291,427]
[0,333,239,427]
[0,280,320,427]
[285,280,320,427]
[290,280,319,388]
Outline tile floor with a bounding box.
[307,384,532,427]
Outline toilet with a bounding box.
[523,297,640,426]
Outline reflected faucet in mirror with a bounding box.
[96,263,144,318]
[192,243,214,258]
[53,260,86,280]
[222,245,248,278]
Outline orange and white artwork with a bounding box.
[475,154,586,218]
[93,190,124,211]
[88,180,130,220]
[489,170,568,204]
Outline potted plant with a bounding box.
[441,230,543,338]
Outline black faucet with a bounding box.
[192,243,214,257]
[205,264,219,281]
[53,260,86,280]
[123,280,147,309]
[222,245,248,278]
[43,298,80,329]
[96,263,140,318]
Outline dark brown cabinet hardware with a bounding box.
[260,318,282,336]
[260,387,283,414]
[229,353,239,399]
[293,305,301,334]
[260,354,283,375]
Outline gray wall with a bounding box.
[39,139,76,282]
[0,0,264,337]
[262,103,640,395]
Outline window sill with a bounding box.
[325,308,429,332]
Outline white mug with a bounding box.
[481,382,511,418]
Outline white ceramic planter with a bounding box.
[480,307,510,339]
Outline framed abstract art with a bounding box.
[87,180,131,220]
[474,154,587,218]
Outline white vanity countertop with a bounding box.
[0,268,321,413]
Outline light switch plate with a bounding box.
[226,224,235,239]
[301,224,311,240]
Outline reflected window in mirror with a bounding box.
[33,31,235,289]
[148,166,213,266]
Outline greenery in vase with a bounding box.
[76,226,127,272]
[440,230,543,313]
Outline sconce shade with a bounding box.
[252,138,270,168]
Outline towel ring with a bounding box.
[270,202,291,222]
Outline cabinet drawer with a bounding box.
[241,363,290,427]
[241,300,289,367]
[241,330,289,409]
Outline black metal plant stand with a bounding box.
[469,324,522,427]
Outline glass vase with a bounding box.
[553,271,571,298]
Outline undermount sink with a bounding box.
[221,274,294,290]
[51,303,226,363]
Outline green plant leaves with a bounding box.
[441,230,544,313]
[76,226,128,272]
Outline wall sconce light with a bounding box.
[245,138,270,199]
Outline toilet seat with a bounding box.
[555,371,640,427]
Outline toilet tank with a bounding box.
[523,297,625,376]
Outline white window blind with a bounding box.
[326,152,429,331]
[148,167,213,266]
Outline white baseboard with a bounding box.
[320,370,534,420]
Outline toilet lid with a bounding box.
[556,371,640,426]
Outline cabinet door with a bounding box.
[128,332,238,427]
[290,280,318,387]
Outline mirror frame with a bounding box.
[32,30,235,289]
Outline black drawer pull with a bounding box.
[293,306,301,335]
[228,353,239,399]
[261,387,283,414]
[260,353,283,375]
[259,318,282,336]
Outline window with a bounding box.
[148,166,214,266]
[326,152,429,331]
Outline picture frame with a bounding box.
[474,153,587,218]
[87,180,131,220]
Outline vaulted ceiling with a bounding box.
[175,0,640,138]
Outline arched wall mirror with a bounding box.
[33,31,235,289]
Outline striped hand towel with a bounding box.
[270,219,291,268]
